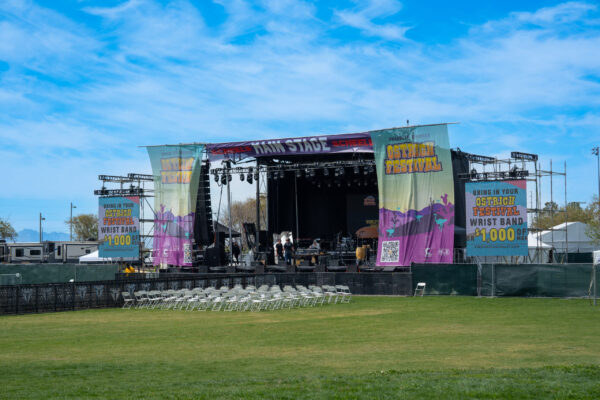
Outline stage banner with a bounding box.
[98,196,140,259]
[372,124,454,266]
[465,180,528,256]
[206,132,373,160]
[147,144,204,266]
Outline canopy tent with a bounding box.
[538,222,598,253]
[79,250,136,263]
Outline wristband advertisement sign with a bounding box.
[98,196,140,259]
[465,180,528,256]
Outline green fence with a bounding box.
[413,263,597,298]
[0,264,119,285]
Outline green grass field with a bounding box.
[1,297,600,399]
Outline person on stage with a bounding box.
[275,239,284,263]
[283,238,294,265]
[232,241,241,265]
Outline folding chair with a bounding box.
[414,282,426,296]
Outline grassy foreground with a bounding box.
[1,296,599,399]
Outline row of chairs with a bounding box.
[121,284,351,312]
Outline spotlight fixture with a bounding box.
[296,170,302,178]
[221,174,227,185]
[279,170,285,179]
[254,171,259,181]
[324,168,330,177]
[214,173,219,182]
[227,174,232,182]
[240,173,245,181]
[247,173,253,184]
[353,165,360,174]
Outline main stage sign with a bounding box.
[206,132,373,160]
[147,144,204,266]
[98,196,140,259]
[371,124,454,266]
[465,180,528,256]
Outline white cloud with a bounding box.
[1,0,600,230]
[335,0,409,40]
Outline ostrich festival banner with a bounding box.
[371,124,454,266]
[147,144,204,266]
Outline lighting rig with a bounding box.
[457,151,536,181]
[210,159,377,187]
[94,174,154,197]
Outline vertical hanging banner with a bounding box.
[465,180,528,256]
[372,124,454,266]
[147,144,204,266]
[98,196,140,259]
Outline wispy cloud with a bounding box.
[334,0,409,40]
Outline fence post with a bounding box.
[491,264,495,298]
[477,263,482,297]
[15,285,20,314]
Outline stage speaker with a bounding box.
[194,162,215,246]
[204,247,225,267]
[258,230,269,251]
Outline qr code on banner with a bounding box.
[183,243,192,264]
[381,240,399,263]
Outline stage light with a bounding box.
[267,170,272,179]
[347,181,351,187]
[240,173,245,181]
[227,174,232,182]
[363,166,369,175]
[247,173,253,184]
[324,168,330,177]
[338,167,345,177]
[221,174,227,185]
[254,171,259,181]
[279,170,285,179]
[353,165,360,174]
[214,173,219,182]
[296,170,302,178]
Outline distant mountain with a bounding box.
[16,229,69,242]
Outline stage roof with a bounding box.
[206,123,451,161]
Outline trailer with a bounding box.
[1,241,98,263]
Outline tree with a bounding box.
[531,197,600,245]
[531,201,595,230]
[217,196,267,249]
[586,196,600,245]
[66,214,98,241]
[0,218,17,242]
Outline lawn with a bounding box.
[1,296,599,399]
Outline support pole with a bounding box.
[227,164,232,266]
[294,174,299,242]
[256,164,260,253]
[564,161,568,261]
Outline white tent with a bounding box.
[538,222,598,253]
[526,232,553,263]
[79,250,136,263]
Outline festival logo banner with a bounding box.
[147,144,204,266]
[98,196,140,259]
[371,124,454,266]
[465,180,528,256]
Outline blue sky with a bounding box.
[1,0,599,234]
